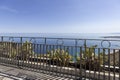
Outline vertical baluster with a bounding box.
[103,48,105,80]
[29,39,31,68]
[51,45,55,75]
[75,40,78,79]
[48,45,51,75]
[62,46,66,77]
[94,48,96,79]
[88,48,91,79]
[59,45,62,77]
[39,44,42,72]
[42,44,45,73]
[27,43,29,68]
[56,44,59,76]
[15,43,17,66]
[70,46,73,78]
[36,44,39,70]
[67,46,70,78]
[17,43,19,67]
[118,49,120,80]
[33,43,36,69]
[10,41,12,64]
[84,43,87,79]
[80,47,82,80]
[0,36,3,63]
[113,49,115,80]
[20,42,23,68]
[98,48,100,80]
[46,44,48,74]
[108,49,110,80]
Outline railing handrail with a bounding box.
[1,36,120,41]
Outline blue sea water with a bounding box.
[0,33,114,38]
[0,33,120,39]
[0,33,120,55]
[0,33,120,47]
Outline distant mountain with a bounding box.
[102,36,120,38]
[110,33,120,34]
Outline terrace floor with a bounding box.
[0,64,81,80]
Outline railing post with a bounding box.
[118,49,120,80]
[84,39,87,47]
[20,37,23,43]
[84,39,87,79]
[0,36,3,64]
[1,36,3,42]
[21,37,23,66]
[75,39,77,47]
[45,37,46,45]
[17,37,23,67]
[75,40,78,79]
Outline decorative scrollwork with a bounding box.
[75,40,86,47]
[29,38,36,43]
[9,37,14,42]
[56,39,64,45]
[101,40,111,48]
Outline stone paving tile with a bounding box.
[0,75,15,80]
[0,76,4,80]
[2,77,14,80]
[0,64,75,80]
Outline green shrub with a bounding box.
[75,45,107,70]
[18,41,34,60]
[0,41,34,60]
[47,49,72,66]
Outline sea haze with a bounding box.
[0,33,115,39]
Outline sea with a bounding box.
[0,33,117,38]
[0,33,120,56]
[0,33,120,47]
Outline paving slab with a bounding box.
[0,64,74,80]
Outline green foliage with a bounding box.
[47,49,72,66]
[9,46,17,58]
[75,45,107,70]
[18,41,34,60]
[0,41,34,60]
[0,42,17,58]
[82,45,97,60]
[75,45,97,63]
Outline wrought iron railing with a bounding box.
[0,36,120,80]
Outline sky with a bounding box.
[0,0,120,33]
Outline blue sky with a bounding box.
[0,0,120,33]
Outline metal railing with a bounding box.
[0,36,120,80]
